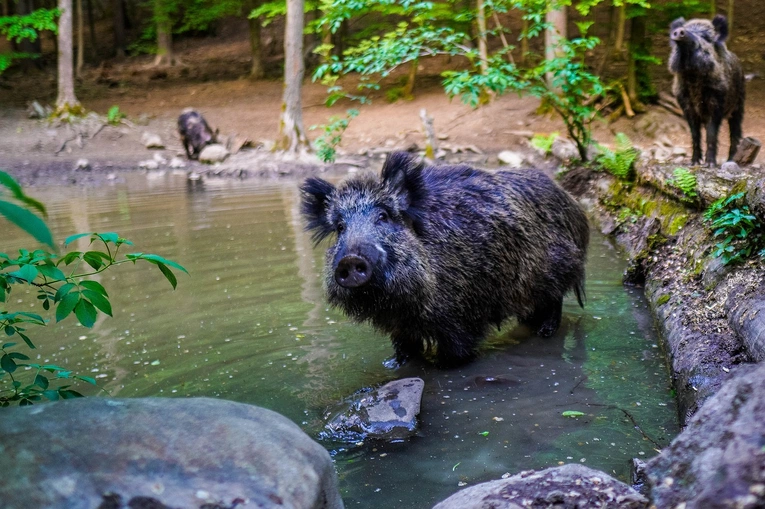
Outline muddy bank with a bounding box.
[561,162,764,427]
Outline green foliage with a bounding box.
[530,132,559,156]
[314,0,606,161]
[703,192,765,266]
[0,8,58,75]
[310,109,359,163]
[106,106,127,126]
[656,294,670,306]
[666,167,697,201]
[0,171,188,405]
[595,133,638,180]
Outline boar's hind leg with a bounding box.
[728,107,744,162]
[434,330,479,367]
[520,298,563,338]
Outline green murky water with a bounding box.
[2,172,678,508]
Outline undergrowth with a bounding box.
[703,191,765,265]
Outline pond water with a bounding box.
[2,172,678,508]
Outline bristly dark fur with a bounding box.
[668,15,744,166]
[301,152,590,367]
[177,109,216,160]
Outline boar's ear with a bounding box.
[712,15,729,43]
[381,151,427,234]
[670,17,685,32]
[300,177,336,243]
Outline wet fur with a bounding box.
[301,152,589,366]
[669,15,745,166]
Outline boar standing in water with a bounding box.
[669,15,745,166]
[301,152,589,368]
[177,108,216,160]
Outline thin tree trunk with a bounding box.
[520,17,528,63]
[627,13,646,108]
[56,0,81,110]
[277,0,310,153]
[76,0,84,77]
[727,0,733,34]
[113,0,125,57]
[247,0,265,78]
[614,3,626,53]
[86,0,97,60]
[402,59,417,98]
[154,21,174,65]
[710,0,716,15]
[476,0,488,74]
[545,6,566,85]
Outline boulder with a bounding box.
[0,397,343,509]
[325,377,424,442]
[199,144,230,164]
[497,151,524,168]
[550,137,579,162]
[141,132,165,149]
[646,362,765,509]
[433,464,649,509]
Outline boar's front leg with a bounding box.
[728,106,744,162]
[687,114,703,165]
[520,297,563,338]
[384,332,424,369]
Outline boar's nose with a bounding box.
[335,255,372,288]
[672,28,686,41]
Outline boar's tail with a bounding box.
[574,282,586,308]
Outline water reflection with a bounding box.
[1,173,678,508]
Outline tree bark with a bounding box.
[520,17,528,63]
[727,0,734,34]
[277,0,310,153]
[614,3,626,53]
[76,0,84,77]
[56,0,81,110]
[113,0,126,57]
[476,0,488,74]
[545,6,566,85]
[86,0,97,60]
[153,0,176,66]
[247,0,265,78]
[627,13,647,107]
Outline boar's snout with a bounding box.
[335,255,373,288]
[671,27,687,42]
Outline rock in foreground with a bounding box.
[433,464,648,509]
[646,362,765,509]
[0,397,343,509]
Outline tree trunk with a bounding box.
[727,0,733,34]
[627,13,647,107]
[545,6,566,85]
[154,22,174,65]
[113,0,126,57]
[402,58,417,98]
[614,3,626,53]
[247,0,265,78]
[520,17,528,63]
[86,0,97,60]
[277,0,310,153]
[56,0,81,110]
[476,0,488,74]
[76,0,84,77]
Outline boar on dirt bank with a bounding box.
[177,109,217,160]
[669,15,745,167]
[301,152,590,368]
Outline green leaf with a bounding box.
[4,325,14,336]
[17,332,34,349]
[1,354,17,373]
[82,290,112,316]
[0,171,46,216]
[74,375,96,385]
[95,232,119,245]
[128,253,188,274]
[37,264,67,281]
[74,299,97,328]
[0,199,54,248]
[156,262,178,289]
[9,264,38,283]
[34,374,49,389]
[42,389,59,401]
[1,342,17,349]
[63,232,92,246]
[8,352,30,360]
[55,282,76,302]
[56,292,80,323]
[80,280,108,297]
[59,251,83,265]
[561,410,585,418]
[83,251,110,270]
[58,389,83,399]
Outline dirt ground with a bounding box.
[1,13,765,183]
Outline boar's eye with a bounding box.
[337,222,345,234]
[377,210,390,223]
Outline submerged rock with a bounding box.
[324,377,424,442]
[433,464,649,509]
[0,397,343,509]
[646,362,765,509]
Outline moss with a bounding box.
[656,294,670,306]
[601,179,690,236]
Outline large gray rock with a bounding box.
[646,362,765,509]
[433,464,649,509]
[325,377,424,442]
[199,144,230,164]
[551,137,579,162]
[0,397,343,509]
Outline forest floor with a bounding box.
[1,14,765,185]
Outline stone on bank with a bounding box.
[0,397,343,509]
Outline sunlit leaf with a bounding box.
[0,200,54,248]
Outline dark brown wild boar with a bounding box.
[177,109,216,160]
[669,15,745,166]
[301,152,590,368]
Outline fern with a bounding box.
[666,167,697,200]
[595,133,638,180]
[531,132,559,156]
[703,191,765,265]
